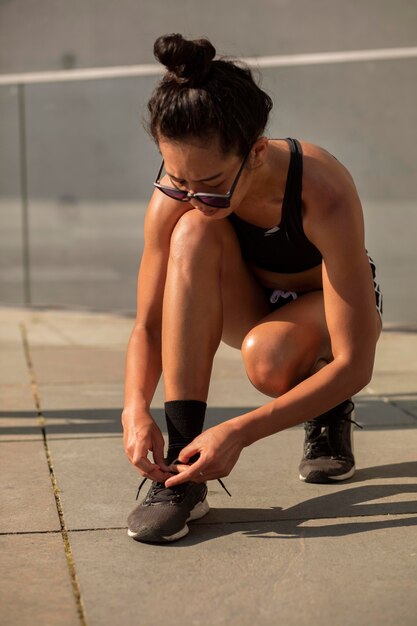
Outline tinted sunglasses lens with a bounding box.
[199,195,230,209]
[159,187,188,201]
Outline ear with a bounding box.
[249,136,269,168]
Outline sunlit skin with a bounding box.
[122,134,382,487]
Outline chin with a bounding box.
[199,208,232,220]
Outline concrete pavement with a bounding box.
[1,305,417,626]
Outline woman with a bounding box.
[122,33,383,543]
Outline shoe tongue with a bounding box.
[307,429,331,458]
[149,482,186,504]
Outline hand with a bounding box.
[165,421,244,488]
[122,410,173,482]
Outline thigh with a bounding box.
[242,290,332,394]
[216,219,272,349]
[265,289,332,363]
[262,289,329,339]
[245,285,382,385]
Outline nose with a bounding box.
[185,190,200,205]
[189,196,203,209]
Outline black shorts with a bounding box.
[263,255,383,322]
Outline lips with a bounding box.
[200,208,219,216]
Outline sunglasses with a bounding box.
[153,149,251,209]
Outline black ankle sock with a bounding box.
[164,400,207,464]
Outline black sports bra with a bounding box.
[227,138,322,274]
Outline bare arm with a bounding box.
[122,189,191,479]
[233,146,380,445]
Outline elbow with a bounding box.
[352,367,373,395]
[130,322,162,349]
[338,354,375,395]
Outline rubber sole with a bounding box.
[299,465,355,483]
[127,498,210,543]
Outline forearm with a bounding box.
[231,358,371,447]
[123,325,162,416]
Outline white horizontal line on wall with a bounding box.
[0,46,416,86]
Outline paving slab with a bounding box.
[0,533,79,626]
[0,318,24,344]
[208,344,269,406]
[0,383,40,441]
[389,395,417,419]
[35,377,416,443]
[0,347,30,386]
[0,440,60,533]
[353,394,417,427]
[41,407,123,439]
[68,518,417,626]
[367,372,417,396]
[2,307,417,626]
[34,382,125,439]
[373,332,417,371]
[22,316,72,347]
[46,424,417,531]
[38,382,124,410]
[24,309,133,347]
[29,346,126,384]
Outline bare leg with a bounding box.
[242,290,381,397]
[162,210,270,401]
[162,211,381,403]
[241,291,334,397]
[241,291,381,484]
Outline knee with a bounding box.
[169,209,222,264]
[241,323,323,397]
[241,328,296,397]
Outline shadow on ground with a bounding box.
[1,399,417,438]
[176,465,417,545]
[117,461,417,547]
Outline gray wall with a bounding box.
[1,1,416,322]
[1,0,416,73]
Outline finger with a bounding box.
[135,440,151,461]
[148,468,175,482]
[152,445,171,473]
[165,459,208,487]
[170,463,191,474]
[135,456,158,473]
[135,456,172,483]
[177,441,200,464]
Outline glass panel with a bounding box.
[0,85,25,306]
[262,58,417,324]
[26,76,160,312]
[1,56,415,323]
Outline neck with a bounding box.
[234,140,290,225]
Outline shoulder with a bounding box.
[298,141,360,216]
[297,141,365,251]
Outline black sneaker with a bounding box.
[127,479,209,543]
[299,399,362,483]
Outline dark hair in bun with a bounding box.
[154,33,215,87]
[146,33,273,156]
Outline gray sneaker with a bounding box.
[127,480,209,543]
[299,399,362,483]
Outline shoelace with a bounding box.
[306,430,331,458]
[307,415,364,432]
[305,416,363,458]
[337,416,363,430]
[136,475,232,501]
[136,480,186,503]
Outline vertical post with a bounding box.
[17,83,31,306]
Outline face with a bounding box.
[157,137,251,219]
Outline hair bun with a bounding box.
[154,33,216,86]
